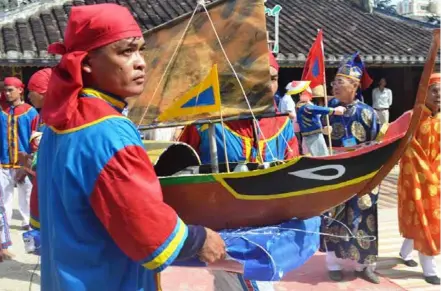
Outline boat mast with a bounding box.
[198,0,220,174]
[208,124,219,173]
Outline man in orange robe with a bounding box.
[398,72,440,285]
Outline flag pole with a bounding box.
[318,29,333,155]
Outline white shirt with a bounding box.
[372,87,393,109]
[279,94,295,114]
[279,94,300,132]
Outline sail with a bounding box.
[128,0,273,127]
[157,65,221,122]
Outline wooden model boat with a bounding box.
[144,112,405,230]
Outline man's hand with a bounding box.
[333,106,346,116]
[198,228,226,264]
[322,126,333,135]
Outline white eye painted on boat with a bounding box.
[289,165,346,181]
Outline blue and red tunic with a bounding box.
[180,117,299,164]
[0,102,39,168]
[34,88,204,291]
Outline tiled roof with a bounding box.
[0,0,438,67]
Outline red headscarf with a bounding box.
[269,52,280,111]
[429,73,441,87]
[4,77,25,89]
[42,4,142,128]
[269,52,279,72]
[28,68,52,95]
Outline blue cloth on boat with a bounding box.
[173,216,321,281]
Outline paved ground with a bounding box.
[0,166,439,290]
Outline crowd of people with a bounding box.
[0,3,439,291]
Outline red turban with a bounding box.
[42,4,142,128]
[269,52,279,72]
[28,68,52,95]
[429,73,441,87]
[4,77,25,89]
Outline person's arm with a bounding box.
[388,89,393,107]
[285,98,297,120]
[30,109,40,133]
[304,104,334,116]
[89,122,214,271]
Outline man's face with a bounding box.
[426,83,440,113]
[270,66,278,96]
[4,85,23,103]
[84,37,146,98]
[379,78,386,88]
[332,76,358,103]
[28,91,44,109]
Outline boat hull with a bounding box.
[160,137,400,230]
[146,112,411,230]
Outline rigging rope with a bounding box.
[135,4,200,129]
[200,3,278,162]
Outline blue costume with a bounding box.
[33,4,207,290]
[319,52,381,275]
[296,101,335,156]
[297,102,335,136]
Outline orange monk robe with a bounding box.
[398,106,440,256]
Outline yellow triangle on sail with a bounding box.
[157,65,221,122]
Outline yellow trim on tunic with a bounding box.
[142,219,187,271]
[7,114,12,163]
[30,217,40,229]
[49,116,128,134]
[81,88,126,111]
[13,116,18,165]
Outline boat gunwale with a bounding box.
[158,130,404,183]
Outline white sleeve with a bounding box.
[388,89,393,106]
[285,97,295,112]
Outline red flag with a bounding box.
[301,29,325,89]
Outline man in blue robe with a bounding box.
[320,52,381,284]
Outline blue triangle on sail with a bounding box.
[181,87,216,108]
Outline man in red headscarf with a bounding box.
[16,68,53,232]
[28,68,51,112]
[35,4,225,291]
[397,72,440,285]
[0,77,39,233]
